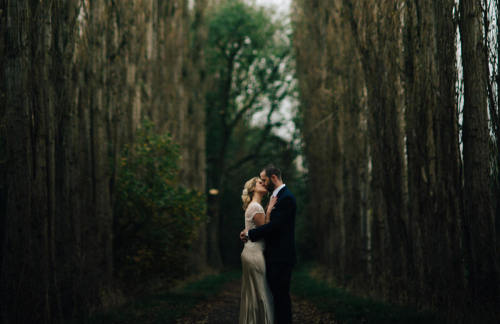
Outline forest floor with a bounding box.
[88,266,439,324]
[175,278,337,323]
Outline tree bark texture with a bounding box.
[403,0,465,311]
[345,0,410,299]
[459,0,500,308]
[294,0,346,281]
[0,1,207,323]
[293,0,489,318]
[294,0,370,287]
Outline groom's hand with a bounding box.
[240,229,248,242]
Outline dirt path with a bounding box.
[176,279,336,323]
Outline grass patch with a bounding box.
[84,270,241,324]
[291,265,440,324]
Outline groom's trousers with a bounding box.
[266,261,293,324]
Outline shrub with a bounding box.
[113,120,206,282]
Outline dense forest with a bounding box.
[1,0,499,323]
[294,0,499,321]
[0,1,208,322]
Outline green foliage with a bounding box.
[205,0,296,187]
[114,120,206,282]
[292,265,441,324]
[206,0,275,75]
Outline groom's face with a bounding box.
[260,170,275,192]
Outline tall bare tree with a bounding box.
[294,0,345,280]
[403,0,465,311]
[343,0,410,299]
[459,0,500,309]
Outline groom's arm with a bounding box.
[248,196,294,242]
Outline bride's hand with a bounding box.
[267,196,278,212]
[240,229,248,242]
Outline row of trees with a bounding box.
[0,1,208,323]
[294,0,499,321]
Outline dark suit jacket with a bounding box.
[248,186,296,265]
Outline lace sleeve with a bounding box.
[245,202,264,220]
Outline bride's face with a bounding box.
[255,179,267,194]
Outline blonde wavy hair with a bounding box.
[241,177,259,210]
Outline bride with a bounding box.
[239,177,277,324]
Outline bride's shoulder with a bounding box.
[251,201,264,211]
[247,201,263,212]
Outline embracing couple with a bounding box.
[239,165,296,324]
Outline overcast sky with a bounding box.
[254,0,291,15]
[244,0,296,142]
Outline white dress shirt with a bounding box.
[272,184,286,197]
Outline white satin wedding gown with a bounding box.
[239,202,274,324]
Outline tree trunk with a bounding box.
[403,0,465,312]
[294,0,345,280]
[459,0,499,308]
[347,0,409,299]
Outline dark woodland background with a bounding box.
[1,0,499,323]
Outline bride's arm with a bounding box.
[249,203,266,226]
[265,197,277,224]
[253,213,266,226]
[264,208,271,224]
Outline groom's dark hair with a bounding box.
[263,165,282,180]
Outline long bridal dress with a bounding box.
[239,202,274,324]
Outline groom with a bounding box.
[240,165,296,324]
